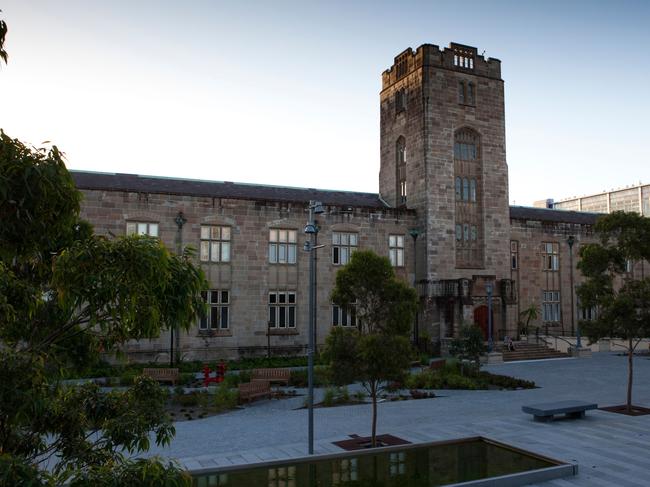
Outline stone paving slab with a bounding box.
[144,353,650,485]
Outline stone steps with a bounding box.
[498,342,570,362]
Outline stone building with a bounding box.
[73,42,610,361]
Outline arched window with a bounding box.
[463,178,469,201]
[396,137,407,205]
[470,179,476,202]
[455,177,462,200]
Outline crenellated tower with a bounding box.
[379,42,514,341]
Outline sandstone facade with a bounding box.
[73,42,625,362]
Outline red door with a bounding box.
[474,305,488,340]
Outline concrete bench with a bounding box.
[238,380,272,403]
[251,368,291,385]
[142,367,179,385]
[522,400,597,422]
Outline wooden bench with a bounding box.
[522,400,597,422]
[238,381,272,403]
[429,358,446,370]
[251,368,291,385]
[142,368,179,385]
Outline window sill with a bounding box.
[198,330,232,337]
[200,261,231,265]
[267,328,299,336]
[458,103,476,108]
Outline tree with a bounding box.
[0,131,207,485]
[449,325,486,375]
[518,303,539,336]
[323,250,417,447]
[577,211,650,413]
[0,9,7,65]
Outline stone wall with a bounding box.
[79,188,417,361]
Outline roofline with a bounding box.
[69,170,382,200]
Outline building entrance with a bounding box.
[474,305,489,340]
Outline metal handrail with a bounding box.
[532,333,575,351]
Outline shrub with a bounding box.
[117,369,139,386]
[322,388,336,407]
[338,386,350,403]
[175,393,200,408]
[288,366,330,388]
[353,390,366,402]
[213,385,238,412]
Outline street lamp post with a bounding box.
[304,200,324,455]
[409,228,420,348]
[567,235,580,348]
[171,211,187,367]
[486,282,493,353]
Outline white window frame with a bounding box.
[269,229,297,264]
[126,221,159,237]
[388,234,405,267]
[200,225,231,263]
[332,302,357,327]
[268,291,296,328]
[541,242,559,271]
[542,290,561,322]
[268,466,296,487]
[199,290,230,331]
[332,232,358,265]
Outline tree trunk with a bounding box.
[371,381,377,448]
[627,341,633,413]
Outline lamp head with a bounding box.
[310,200,325,214]
[567,235,575,247]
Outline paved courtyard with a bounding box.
[146,352,650,486]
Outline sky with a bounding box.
[1,0,648,205]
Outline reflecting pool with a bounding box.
[193,436,573,486]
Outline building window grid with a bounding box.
[455,176,477,202]
[542,291,561,322]
[332,302,357,327]
[332,232,358,265]
[126,221,159,237]
[268,291,296,328]
[396,137,407,204]
[268,466,296,487]
[579,305,598,321]
[389,452,406,477]
[395,89,406,112]
[200,225,231,262]
[458,81,476,106]
[195,473,228,487]
[511,241,518,270]
[269,229,297,264]
[541,242,559,271]
[199,290,229,331]
[332,458,358,484]
[389,234,405,267]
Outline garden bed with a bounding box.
[404,362,536,391]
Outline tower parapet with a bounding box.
[381,43,501,91]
